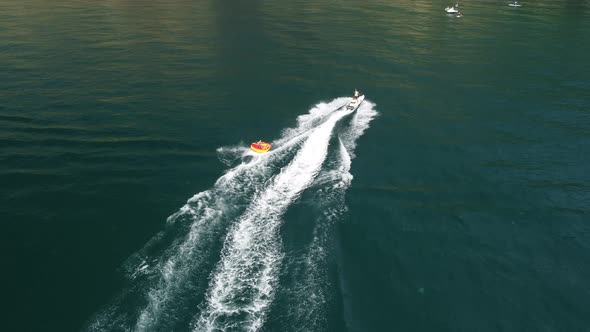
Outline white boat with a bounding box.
[346,95,365,111]
[445,6,459,13]
[508,1,522,6]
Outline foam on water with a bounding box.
[275,97,350,147]
[339,101,378,158]
[134,101,346,331]
[84,98,351,332]
[193,108,353,331]
[267,102,377,331]
[297,103,377,325]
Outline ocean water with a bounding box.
[1,0,589,331]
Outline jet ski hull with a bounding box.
[346,95,365,111]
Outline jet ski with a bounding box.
[250,141,271,153]
[346,94,365,111]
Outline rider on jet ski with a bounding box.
[353,89,360,100]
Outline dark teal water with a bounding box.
[2,0,590,331]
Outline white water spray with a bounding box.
[193,109,353,331]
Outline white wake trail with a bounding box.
[133,102,345,331]
[194,109,353,332]
[84,98,354,332]
[269,101,378,331]
[293,101,378,329]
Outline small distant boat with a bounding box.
[445,4,460,13]
[508,1,522,6]
[250,141,271,153]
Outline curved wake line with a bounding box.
[269,102,377,331]
[277,139,353,331]
[193,109,353,331]
[84,98,374,332]
[133,101,348,332]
